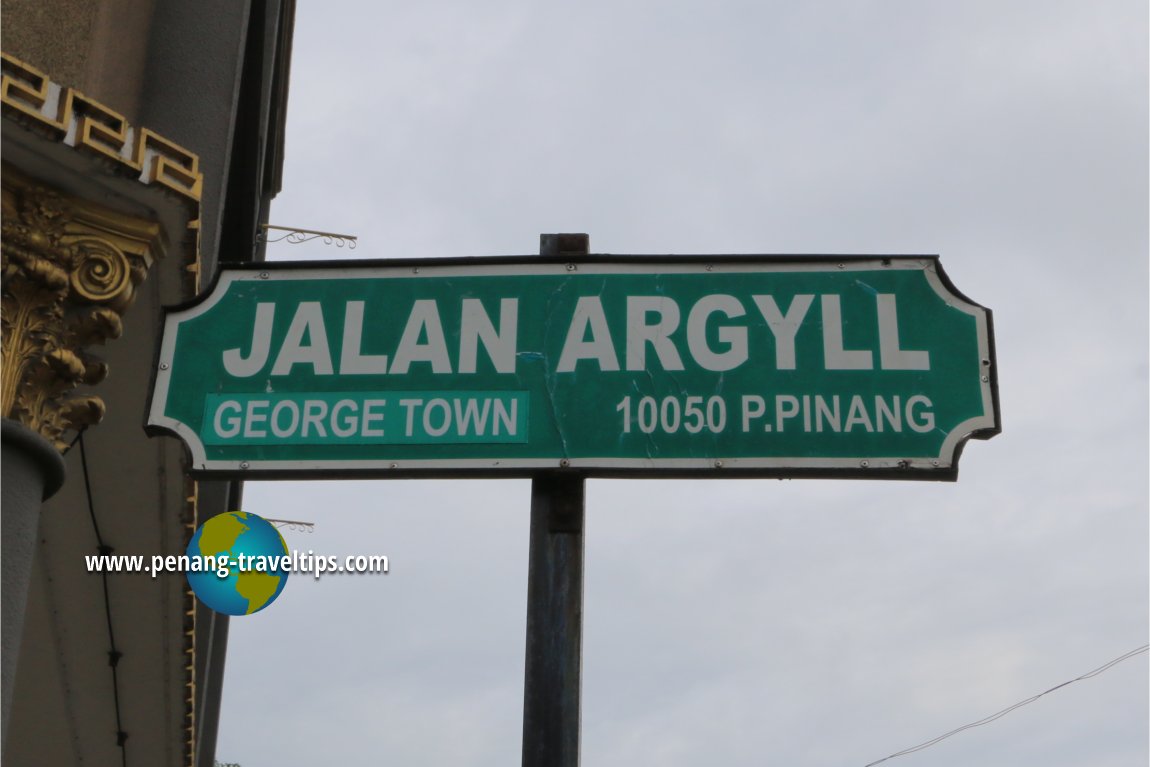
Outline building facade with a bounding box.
[1,1,294,763]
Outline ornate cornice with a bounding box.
[1,52,203,203]
[1,166,165,450]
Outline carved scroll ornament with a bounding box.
[2,167,164,450]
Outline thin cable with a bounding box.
[78,430,105,545]
[61,430,84,455]
[78,431,129,767]
[863,643,1150,766]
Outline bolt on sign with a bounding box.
[146,256,999,479]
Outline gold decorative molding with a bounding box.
[1,52,203,203]
[1,166,165,450]
[183,476,199,767]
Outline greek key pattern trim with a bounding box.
[1,52,203,203]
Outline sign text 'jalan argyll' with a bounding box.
[147,257,999,478]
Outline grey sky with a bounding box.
[215,2,1147,765]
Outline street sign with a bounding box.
[147,255,999,479]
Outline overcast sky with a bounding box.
[215,2,1147,765]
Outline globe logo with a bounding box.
[186,511,289,615]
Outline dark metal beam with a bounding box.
[521,234,589,767]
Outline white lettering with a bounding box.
[453,397,491,435]
[493,399,517,435]
[626,296,684,371]
[301,400,328,437]
[877,294,930,370]
[399,398,421,436]
[214,400,242,438]
[362,399,387,437]
[775,394,801,431]
[906,395,935,432]
[458,298,518,374]
[687,295,748,372]
[557,296,620,372]
[390,300,452,374]
[330,399,359,438]
[423,398,451,436]
[875,395,901,432]
[340,301,389,374]
[752,294,813,370]
[244,400,269,437]
[223,303,275,377]
[271,303,334,376]
[270,400,300,437]
[815,395,840,432]
[844,395,875,432]
[741,395,767,432]
[821,295,873,370]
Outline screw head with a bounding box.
[239,462,250,469]
[559,458,570,468]
[259,272,269,279]
[565,263,577,272]
[860,460,869,468]
[714,460,723,469]
[981,375,990,382]
[159,363,169,370]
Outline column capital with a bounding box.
[1,165,165,451]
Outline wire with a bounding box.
[62,430,84,455]
[78,431,129,767]
[863,643,1150,766]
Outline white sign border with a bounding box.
[147,255,998,480]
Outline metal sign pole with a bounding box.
[521,234,589,767]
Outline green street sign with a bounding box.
[147,256,999,479]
